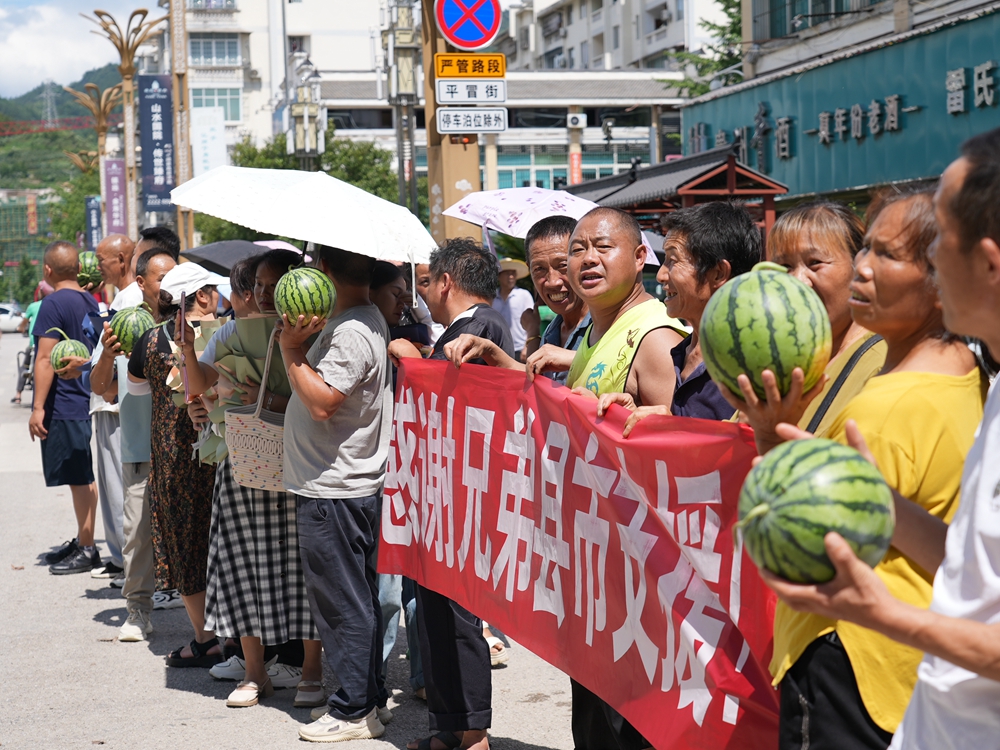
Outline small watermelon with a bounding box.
[274,267,335,321]
[700,261,832,399]
[47,327,91,376]
[78,251,103,288]
[108,305,156,355]
[736,439,895,584]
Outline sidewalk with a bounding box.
[0,331,573,750]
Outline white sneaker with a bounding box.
[299,708,384,743]
[152,590,184,610]
[211,654,278,681]
[309,705,392,725]
[118,609,153,642]
[269,661,304,689]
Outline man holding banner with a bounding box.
[389,238,513,750]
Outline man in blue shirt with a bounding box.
[30,241,101,575]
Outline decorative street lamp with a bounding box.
[84,8,166,240]
[63,82,122,235]
[285,58,327,171]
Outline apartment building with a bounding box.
[496,0,726,70]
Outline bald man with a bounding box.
[86,234,145,581]
[31,241,102,575]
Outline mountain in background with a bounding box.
[0,63,123,190]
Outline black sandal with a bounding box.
[165,638,223,668]
[414,732,463,750]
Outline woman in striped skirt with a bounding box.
[185,249,323,708]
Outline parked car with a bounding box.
[0,303,25,333]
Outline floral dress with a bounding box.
[129,322,216,595]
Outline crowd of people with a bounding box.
[18,126,1000,750]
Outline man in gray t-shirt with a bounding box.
[278,246,392,743]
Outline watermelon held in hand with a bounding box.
[700,261,832,400]
[108,305,156,355]
[274,267,335,322]
[736,438,895,584]
[78,251,103,288]
[47,327,91,376]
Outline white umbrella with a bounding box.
[171,166,436,264]
[443,187,598,239]
[444,186,658,265]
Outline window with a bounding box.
[613,25,620,48]
[569,47,576,68]
[566,4,573,24]
[676,0,684,20]
[581,41,589,68]
[635,14,640,38]
[191,87,242,121]
[288,35,310,54]
[189,33,240,65]
[580,1,586,19]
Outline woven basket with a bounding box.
[225,328,285,492]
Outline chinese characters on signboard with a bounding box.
[436,107,508,133]
[436,79,507,104]
[104,159,128,235]
[137,75,175,211]
[948,61,996,114]
[85,196,103,251]
[811,94,906,145]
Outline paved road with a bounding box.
[0,331,573,750]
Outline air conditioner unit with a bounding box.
[560,27,568,37]
[567,113,588,129]
[660,9,673,23]
[554,53,568,68]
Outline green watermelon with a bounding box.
[47,327,91,375]
[736,438,895,584]
[700,261,832,400]
[274,267,335,321]
[78,251,103,288]
[108,305,156,355]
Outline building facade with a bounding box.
[682,1,1000,201]
[320,69,684,187]
[498,0,727,70]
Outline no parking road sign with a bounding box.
[435,0,502,51]
[437,107,508,133]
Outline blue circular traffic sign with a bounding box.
[435,0,502,51]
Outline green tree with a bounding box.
[195,132,427,244]
[48,168,101,242]
[671,0,744,97]
[12,255,39,307]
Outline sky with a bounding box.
[1,0,519,101]
[0,0,142,98]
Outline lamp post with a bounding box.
[63,82,122,236]
[285,58,326,171]
[84,8,167,240]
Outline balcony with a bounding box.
[752,0,882,41]
[189,0,237,9]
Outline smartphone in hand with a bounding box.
[176,291,186,344]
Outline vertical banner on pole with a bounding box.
[191,107,228,177]
[25,194,38,235]
[105,159,128,236]
[85,196,104,250]
[137,74,175,211]
[569,151,583,186]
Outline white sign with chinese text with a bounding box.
[435,78,507,104]
[437,107,508,133]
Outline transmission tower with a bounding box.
[41,81,58,129]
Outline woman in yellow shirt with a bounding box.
[729,190,986,750]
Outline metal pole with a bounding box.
[171,0,194,250]
[395,104,406,206]
[407,103,419,216]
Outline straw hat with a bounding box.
[498,257,529,280]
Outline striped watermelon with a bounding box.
[736,439,895,584]
[47,327,91,375]
[109,305,156,355]
[700,261,832,399]
[274,267,335,321]
[78,251,102,288]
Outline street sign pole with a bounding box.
[422,0,482,245]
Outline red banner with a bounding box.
[379,360,779,749]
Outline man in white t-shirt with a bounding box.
[764,127,1000,750]
[492,257,534,360]
[87,234,139,580]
